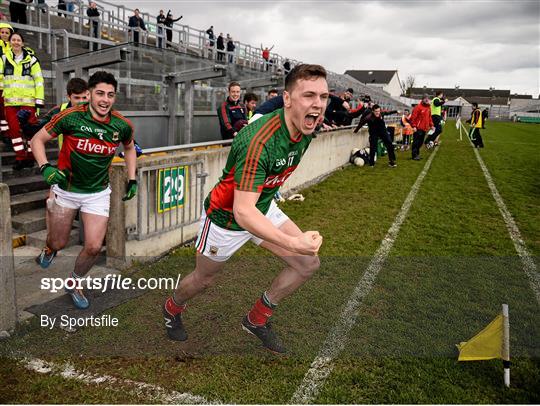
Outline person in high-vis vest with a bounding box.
[0,22,14,147]
[466,102,484,148]
[0,32,44,170]
[426,90,445,147]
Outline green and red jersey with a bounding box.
[44,103,133,193]
[204,108,312,231]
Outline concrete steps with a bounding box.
[10,189,48,216]
[11,208,47,235]
[4,175,47,196]
[25,228,80,249]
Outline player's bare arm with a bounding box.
[233,189,322,256]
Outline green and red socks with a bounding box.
[247,292,277,326]
[165,296,186,316]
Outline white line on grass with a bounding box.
[23,358,218,404]
[466,129,540,304]
[291,147,439,404]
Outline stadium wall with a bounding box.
[106,128,369,268]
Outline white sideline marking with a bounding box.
[291,148,439,404]
[23,358,218,404]
[469,136,540,304]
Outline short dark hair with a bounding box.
[243,92,258,103]
[88,71,118,92]
[346,88,354,94]
[9,32,23,42]
[372,104,381,110]
[66,78,88,95]
[285,64,327,91]
[472,102,478,108]
[267,88,278,96]
[436,90,443,96]
[228,81,241,90]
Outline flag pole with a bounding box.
[502,303,510,387]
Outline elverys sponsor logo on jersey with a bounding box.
[76,138,117,156]
[264,165,298,187]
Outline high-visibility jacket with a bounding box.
[471,108,483,129]
[431,97,442,116]
[0,49,44,107]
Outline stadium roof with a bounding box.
[344,70,398,84]
[510,94,534,99]
[409,87,511,99]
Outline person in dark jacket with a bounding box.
[216,32,225,62]
[86,2,100,51]
[10,0,32,24]
[128,9,146,44]
[206,25,215,47]
[226,35,235,63]
[217,81,246,139]
[156,10,166,48]
[325,88,354,126]
[353,104,398,167]
[164,11,182,47]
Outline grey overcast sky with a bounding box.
[106,0,540,96]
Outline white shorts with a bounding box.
[50,185,111,217]
[195,200,289,262]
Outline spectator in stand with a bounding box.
[217,81,246,139]
[216,32,224,62]
[164,11,182,47]
[57,0,67,17]
[86,2,100,51]
[325,88,354,126]
[408,94,434,160]
[353,104,398,168]
[156,10,166,48]
[283,59,291,74]
[267,88,278,100]
[206,25,214,47]
[9,0,32,25]
[466,102,484,148]
[400,108,413,151]
[226,35,235,63]
[0,32,44,170]
[128,9,147,44]
[260,44,274,71]
[243,92,258,120]
[425,90,446,148]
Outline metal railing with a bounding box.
[132,160,207,241]
[8,0,404,109]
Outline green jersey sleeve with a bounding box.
[44,108,73,138]
[233,137,270,193]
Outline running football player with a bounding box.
[163,64,328,354]
[30,71,138,309]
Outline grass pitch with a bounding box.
[1,121,539,403]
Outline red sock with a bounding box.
[165,296,186,316]
[247,298,273,326]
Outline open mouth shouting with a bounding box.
[304,112,321,132]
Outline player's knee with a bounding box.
[298,256,320,279]
[194,271,216,290]
[48,239,67,252]
[83,243,102,257]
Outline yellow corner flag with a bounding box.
[457,314,503,361]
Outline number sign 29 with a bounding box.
[157,166,188,213]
